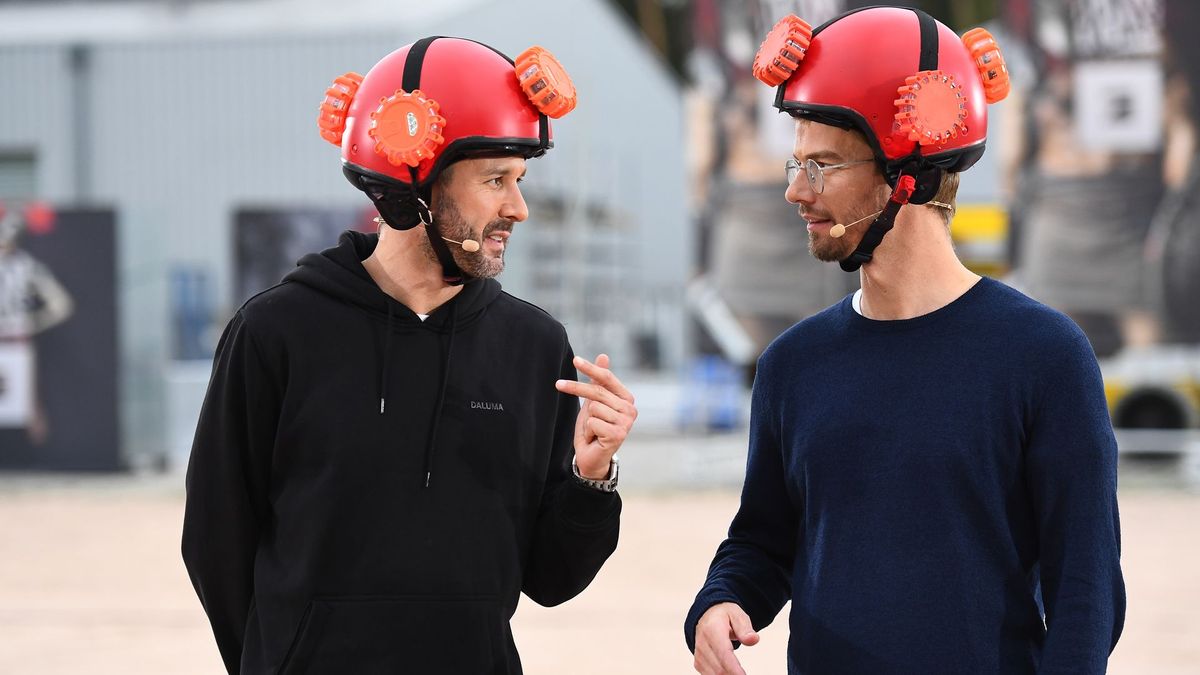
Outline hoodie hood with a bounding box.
[283,229,503,332]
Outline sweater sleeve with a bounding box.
[684,363,796,653]
[1025,322,1125,673]
[521,341,621,607]
[181,312,278,674]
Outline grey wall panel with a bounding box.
[0,45,74,202]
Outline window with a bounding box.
[0,152,36,201]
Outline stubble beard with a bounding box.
[808,230,849,262]
[807,202,884,263]
[421,197,510,279]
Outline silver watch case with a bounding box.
[571,455,619,492]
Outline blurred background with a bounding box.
[0,0,1197,672]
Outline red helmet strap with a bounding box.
[894,158,943,205]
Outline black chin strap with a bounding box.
[837,6,943,273]
[398,35,466,286]
[839,175,918,273]
[413,198,467,286]
[366,186,468,286]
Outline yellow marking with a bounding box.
[1104,379,1129,414]
[950,204,1008,242]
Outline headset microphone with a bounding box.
[375,216,482,252]
[442,236,481,252]
[830,211,883,239]
[828,199,952,238]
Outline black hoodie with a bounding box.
[182,231,621,674]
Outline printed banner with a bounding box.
[0,205,119,470]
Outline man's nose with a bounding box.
[785,173,816,205]
[501,186,529,223]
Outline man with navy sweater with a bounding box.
[686,7,1124,674]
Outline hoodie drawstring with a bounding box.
[377,298,459,488]
[423,300,458,488]
[379,302,394,415]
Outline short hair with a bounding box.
[930,171,959,225]
[434,161,457,189]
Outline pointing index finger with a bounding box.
[573,354,634,403]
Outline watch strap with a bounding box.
[571,456,619,493]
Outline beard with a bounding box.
[806,201,885,263]
[421,196,512,279]
[807,229,851,262]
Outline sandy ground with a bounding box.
[0,476,1196,674]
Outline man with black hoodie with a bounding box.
[182,38,635,674]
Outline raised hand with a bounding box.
[554,353,637,479]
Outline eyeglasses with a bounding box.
[785,157,874,194]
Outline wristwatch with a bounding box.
[571,455,619,493]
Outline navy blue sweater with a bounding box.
[686,278,1124,674]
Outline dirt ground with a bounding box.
[0,477,1196,674]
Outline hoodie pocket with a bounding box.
[277,594,508,675]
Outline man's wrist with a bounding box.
[572,455,619,492]
[575,457,611,480]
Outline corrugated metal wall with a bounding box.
[0,0,689,465]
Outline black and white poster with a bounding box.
[233,207,377,305]
[0,204,119,471]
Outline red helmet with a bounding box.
[753,6,1009,196]
[317,36,576,227]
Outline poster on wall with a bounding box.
[233,207,376,305]
[0,342,33,426]
[1073,59,1163,153]
[0,203,119,471]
